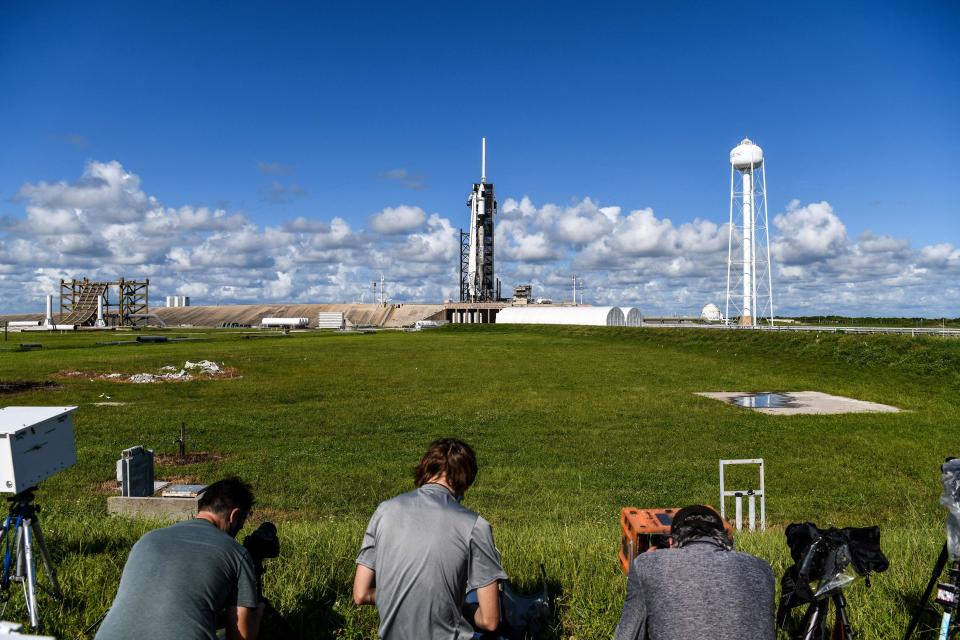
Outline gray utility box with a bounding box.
[116,446,154,497]
[0,406,77,494]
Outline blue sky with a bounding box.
[1,1,958,315]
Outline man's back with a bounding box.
[615,540,775,640]
[96,519,258,640]
[356,484,507,640]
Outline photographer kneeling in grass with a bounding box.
[353,437,507,640]
[615,505,775,640]
[96,477,265,640]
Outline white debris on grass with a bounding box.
[80,361,232,384]
[184,360,222,375]
[129,373,164,384]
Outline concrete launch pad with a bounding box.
[695,391,901,415]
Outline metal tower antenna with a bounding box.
[481,137,486,184]
[725,138,775,326]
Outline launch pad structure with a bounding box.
[459,138,499,302]
[59,278,149,327]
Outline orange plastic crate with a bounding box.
[618,507,678,573]
[618,506,733,573]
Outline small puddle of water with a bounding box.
[729,392,796,409]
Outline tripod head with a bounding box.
[6,488,38,505]
[5,488,41,518]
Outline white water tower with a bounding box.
[726,138,774,326]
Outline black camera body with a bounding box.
[777,522,889,637]
[243,522,280,598]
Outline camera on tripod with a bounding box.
[0,406,78,630]
[904,458,960,640]
[241,521,295,634]
[0,407,77,495]
[243,521,280,596]
[777,522,889,639]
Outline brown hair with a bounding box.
[414,438,478,496]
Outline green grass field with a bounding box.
[1,325,959,639]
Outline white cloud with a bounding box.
[378,168,427,190]
[398,214,457,263]
[858,232,910,254]
[772,200,847,265]
[369,205,427,234]
[918,243,960,267]
[0,160,956,317]
[16,160,154,225]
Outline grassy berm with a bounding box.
[0,325,958,639]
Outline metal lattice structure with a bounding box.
[461,138,497,302]
[59,278,149,326]
[459,229,471,303]
[725,138,774,327]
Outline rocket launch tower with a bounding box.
[459,138,499,302]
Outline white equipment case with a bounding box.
[0,407,77,494]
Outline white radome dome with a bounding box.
[701,303,723,322]
[730,138,763,170]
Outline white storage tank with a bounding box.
[496,306,625,327]
[624,308,642,327]
[261,317,309,328]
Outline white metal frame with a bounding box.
[725,148,774,326]
[719,458,765,531]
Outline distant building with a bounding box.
[512,284,533,305]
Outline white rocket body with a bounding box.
[467,138,487,300]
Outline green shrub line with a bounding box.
[0,325,957,638]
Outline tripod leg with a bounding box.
[833,592,853,640]
[952,562,960,640]
[14,522,25,580]
[21,519,39,628]
[938,611,952,640]
[0,514,12,588]
[801,601,827,640]
[29,518,61,600]
[905,543,950,640]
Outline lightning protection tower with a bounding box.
[726,138,774,326]
[460,138,497,302]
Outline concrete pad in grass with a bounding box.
[695,391,900,415]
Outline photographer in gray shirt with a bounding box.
[96,477,264,640]
[353,438,508,640]
[615,505,775,640]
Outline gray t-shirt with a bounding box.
[615,539,775,640]
[96,518,259,640]
[356,483,508,640]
